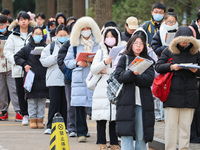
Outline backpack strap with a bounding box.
[50,41,55,55]
[125,55,129,70]
[144,21,150,32]
[73,46,77,58]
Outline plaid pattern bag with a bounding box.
[107,55,129,105]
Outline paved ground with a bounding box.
[1,104,199,150]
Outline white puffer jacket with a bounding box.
[3,20,36,78]
[40,40,65,87]
[91,27,122,121]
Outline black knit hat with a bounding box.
[104,21,117,28]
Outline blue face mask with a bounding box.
[153,14,163,22]
[33,35,43,43]
[58,36,68,43]
[0,27,6,33]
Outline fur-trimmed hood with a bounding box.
[169,26,200,55]
[8,20,37,31]
[70,16,101,46]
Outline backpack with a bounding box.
[64,47,77,82]
[107,55,129,105]
[152,58,173,102]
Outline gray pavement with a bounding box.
[0,104,199,150]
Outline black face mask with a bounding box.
[125,28,132,38]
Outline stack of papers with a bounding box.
[31,46,44,55]
[178,63,200,69]
[23,70,35,92]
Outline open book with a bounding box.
[23,70,35,92]
[75,52,96,61]
[30,46,44,55]
[128,56,153,74]
[165,32,176,45]
[178,63,200,69]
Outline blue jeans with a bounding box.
[121,105,146,150]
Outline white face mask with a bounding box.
[81,30,92,38]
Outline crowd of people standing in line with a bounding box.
[0,2,200,150]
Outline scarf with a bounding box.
[160,22,178,46]
[80,35,94,53]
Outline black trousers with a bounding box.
[76,106,88,137]
[47,86,67,129]
[97,120,118,145]
[15,78,28,116]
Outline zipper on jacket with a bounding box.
[110,103,112,122]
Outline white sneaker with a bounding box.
[22,116,29,126]
[69,131,76,137]
[44,128,51,135]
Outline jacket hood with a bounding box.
[70,16,101,46]
[169,26,199,55]
[101,26,121,47]
[55,12,67,26]
[132,27,148,44]
[8,20,37,31]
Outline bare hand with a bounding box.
[189,68,198,73]
[170,64,182,71]
[99,68,106,74]
[83,56,94,62]
[105,57,113,65]
[77,61,87,67]
[134,71,139,75]
[24,65,32,73]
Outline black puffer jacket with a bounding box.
[155,26,200,108]
[14,37,49,99]
[190,20,200,40]
[115,53,155,142]
[151,31,167,57]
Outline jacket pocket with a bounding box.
[72,67,83,83]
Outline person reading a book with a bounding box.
[155,26,200,150]
[40,24,68,134]
[114,33,155,150]
[64,16,101,142]
[14,27,48,129]
[152,8,178,57]
[90,26,122,150]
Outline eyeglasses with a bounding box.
[153,11,164,14]
[166,21,176,25]
[0,23,6,27]
[133,42,144,46]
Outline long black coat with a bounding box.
[14,37,49,99]
[115,53,155,143]
[155,27,200,108]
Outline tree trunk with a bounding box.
[2,0,13,17]
[47,0,55,19]
[73,0,85,19]
[95,0,112,28]
[35,0,48,24]
[57,0,72,18]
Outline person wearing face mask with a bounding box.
[151,8,178,123]
[14,27,48,129]
[64,16,101,142]
[90,27,122,150]
[40,24,68,134]
[0,15,21,121]
[142,2,166,47]
[156,26,200,150]
[152,8,178,57]
[121,16,139,42]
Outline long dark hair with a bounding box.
[125,33,151,60]
[104,29,118,54]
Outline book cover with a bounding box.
[128,56,153,74]
[75,52,96,61]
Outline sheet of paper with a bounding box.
[23,70,35,92]
[166,32,176,45]
[30,46,44,55]
[109,45,125,61]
